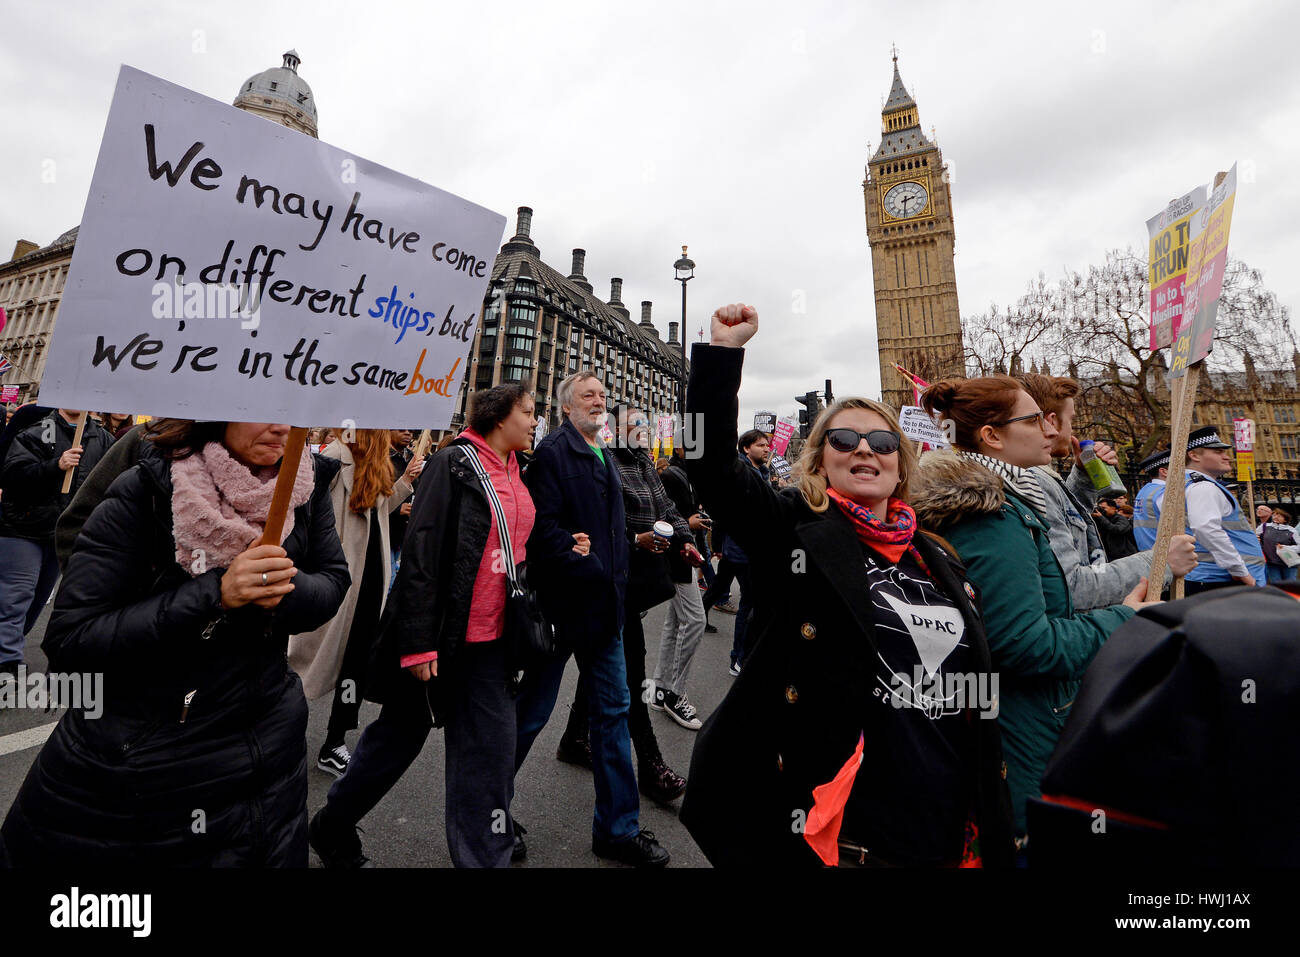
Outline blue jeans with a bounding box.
[731,562,754,668]
[514,632,639,843]
[0,535,60,665]
[1266,564,1298,583]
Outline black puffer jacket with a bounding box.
[0,442,350,867]
[364,438,495,718]
[0,411,114,541]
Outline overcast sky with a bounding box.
[4,0,1298,424]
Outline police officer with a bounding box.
[1131,447,1170,552]
[1180,427,1266,593]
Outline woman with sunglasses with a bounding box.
[910,376,1158,858]
[679,304,1014,868]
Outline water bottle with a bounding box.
[1078,440,1126,494]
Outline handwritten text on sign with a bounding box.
[40,66,507,428]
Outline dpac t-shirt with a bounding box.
[840,544,977,864]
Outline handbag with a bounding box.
[457,447,559,661]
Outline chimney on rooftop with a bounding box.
[513,207,533,240]
[609,277,624,307]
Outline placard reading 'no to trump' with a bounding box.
[40,66,507,428]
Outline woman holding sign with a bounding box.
[911,376,1160,857]
[679,304,1014,868]
[0,419,350,867]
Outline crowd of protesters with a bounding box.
[0,302,1296,869]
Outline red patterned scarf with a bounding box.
[826,489,928,573]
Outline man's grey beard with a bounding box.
[572,413,602,438]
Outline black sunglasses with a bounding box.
[824,428,901,454]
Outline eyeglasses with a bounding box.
[824,428,901,454]
[992,411,1050,433]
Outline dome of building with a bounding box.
[233,50,318,137]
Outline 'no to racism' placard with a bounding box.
[40,66,507,428]
[1147,183,1207,350]
[1170,163,1238,378]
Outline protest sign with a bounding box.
[769,454,792,479]
[898,406,949,447]
[1148,166,1236,599]
[1170,164,1237,377]
[753,411,777,433]
[39,66,507,429]
[1234,417,1256,483]
[0,386,18,403]
[1147,184,1207,350]
[657,414,675,458]
[770,417,796,457]
[1232,417,1254,452]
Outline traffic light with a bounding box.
[825,379,834,407]
[795,391,820,438]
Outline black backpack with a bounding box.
[1028,583,1300,866]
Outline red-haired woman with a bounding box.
[910,376,1159,857]
[290,429,422,776]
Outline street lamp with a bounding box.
[673,245,694,420]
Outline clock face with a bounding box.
[883,181,929,219]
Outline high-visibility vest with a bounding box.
[1183,473,1267,585]
[1133,480,1164,552]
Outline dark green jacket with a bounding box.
[911,450,1134,837]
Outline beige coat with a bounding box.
[288,442,413,699]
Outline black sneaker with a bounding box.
[649,685,667,712]
[663,691,703,730]
[308,808,373,868]
[317,743,351,777]
[704,622,718,634]
[592,828,670,867]
[512,820,527,862]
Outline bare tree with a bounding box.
[962,249,1297,458]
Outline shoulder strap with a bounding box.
[457,446,523,597]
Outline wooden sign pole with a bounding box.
[258,426,309,546]
[1146,364,1200,599]
[60,411,87,494]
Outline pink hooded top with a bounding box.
[400,429,535,667]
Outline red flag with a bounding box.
[802,733,865,866]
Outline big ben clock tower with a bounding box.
[865,52,965,411]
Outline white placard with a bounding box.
[898,406,949,446]
[39,66,507,429]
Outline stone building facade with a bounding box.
[0,51,318,409]
[864,54,965,412]
[452,207,687,431]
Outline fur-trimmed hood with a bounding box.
[909,449,1007,531]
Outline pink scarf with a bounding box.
[170,441,315,574]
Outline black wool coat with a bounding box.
[523,420,628,650]
[680,344,1015,868]
[0,442,350,867]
